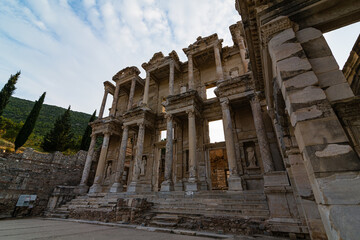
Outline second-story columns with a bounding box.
[110,83,121,116]
[143,71,150,106]
[99,90,109,119]
[220,99,243,190]
[127,78,136,111]
[110,125,129,193]
[214,43,224,81]
[188,54,195,90]
[161,114,174,191]
[128,123,145,192]
[169,61,175,95]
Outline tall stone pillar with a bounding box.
[89,132,111,193]
[99,90,108,119]
[220,99,243,190]
[238,39,248,73]
[127,78,136,111]
[214,44,224,81]
[188,54,195,90]
[185,110,199,191]
[143,71,150,106]
[169,61,175,95]
[127,123,145,192]
[160,114,174,191]
[250,95,274,173]
[110,125,129,193]
[77,134,97,193]
[110,83,121,116]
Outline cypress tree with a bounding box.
[41,106,73,152]
[80,110,96,150]
[0,71,20,116]
[14,92,46,151]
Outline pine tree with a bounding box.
[41,106,74,152]
[0,71,20,116]
[80,110,96,150]
[14,92,46,151]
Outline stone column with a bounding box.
[89,132,111,193]
[99,90,108,119]
[127,123,145,192]
[250,95,274,173]
[185,110,199,191]
[127,78,136,111]
[160,114,174,191]
[214,44,224,81]
[238,39,248,73]
[143,71,150,106]
[77,134,97,193]
[110,125,129,193]
[169,61,175,95]
[110,83,121,116]
[188,54,195,90]
[220,99,243,190]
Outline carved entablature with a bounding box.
[104,81,115,95]
[122,106,156,128]
[142,51,181,73]
[112,66,144,88]
[260,16,295,47]
[215,73,254,102]
[165,90,203,117]
[90,116,122,136]
[183,34,222,56]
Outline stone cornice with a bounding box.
[183,34,223,56]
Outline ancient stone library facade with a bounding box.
[6,1,359,240]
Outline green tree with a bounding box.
[41,106,74,152]
[80,110,96,150]
[0,71,20,116]
[14,92,46,151]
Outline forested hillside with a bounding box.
[3,96,92,137]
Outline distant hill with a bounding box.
[2,96,93,138]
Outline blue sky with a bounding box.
[0,0,359,115]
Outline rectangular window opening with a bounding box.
[209,119,225,143]
[206,85,217,99]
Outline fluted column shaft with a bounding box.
[220,99,238,176]
[188,110,197,180]
[188,55,194,90]
[169,61,175,95]
[133,123,145,182]
[143,72,150,105]
[214,44,224,81]
[99,90,108,119]
[110,126,129,192]
[110,83,121,116]
[80,134,97,186]
[250,96,274,173]
[127,78,136,111]
[164,115,174,181]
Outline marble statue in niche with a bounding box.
[140,155,147,176]
[105,161,112,179]
[246,147,257,168]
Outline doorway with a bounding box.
[209,148,229,190]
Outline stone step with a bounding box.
[149,201,268,209]
[46,213,68,219]
[151,209,269,219]
[150,220,178,227]
[152,214,180,221]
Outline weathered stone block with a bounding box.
[269,28,296,49]
[309,56,339,75]
[277,57,312,80]
[296,28,322,43]
[294,116,349,151]
[290,105,323,126]
[302,144,360,174]
[269,42,303,62]
[285,87,326,114]
[264,171,290,187]
[301,37,333,59]
[325,83,354,102]
[317,70,347,88]
[282,71,319,91]
[319,204,360,240]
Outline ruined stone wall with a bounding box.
[0,148,86,218]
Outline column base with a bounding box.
[160,180,174,192]
[89,183,102,194]
[74,184,89,195]
[228,175,243,191]
[127,181,141,193]
[109,182,123,193]
[185,179,200,192]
